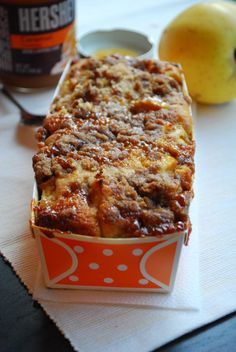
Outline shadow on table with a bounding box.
[15,122,38,150]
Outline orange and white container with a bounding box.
[31,187,188,293]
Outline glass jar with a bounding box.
[0,0,77,89]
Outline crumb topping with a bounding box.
[33,55,194,238]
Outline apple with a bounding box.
[158,1,236,104]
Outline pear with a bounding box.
[159,1,236,104]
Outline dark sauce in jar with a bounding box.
[0,0,77,89]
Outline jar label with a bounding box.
[0,0,76,76]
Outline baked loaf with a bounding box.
[33,55,195,238]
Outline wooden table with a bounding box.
[0,255,235,352]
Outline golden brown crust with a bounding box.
[33,55,194,238]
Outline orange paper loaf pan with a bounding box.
[31,55,195,292]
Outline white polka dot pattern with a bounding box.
[103,249,113,256]
[89,263,99,270]
[69,275,79,282]
[117,264,128,271]
[139,279,148,285]
[132,248,143,256]
[74,245,84,253]
[66,243,155,288]
[104,278,113,283]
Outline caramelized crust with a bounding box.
[33,55,194,238]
